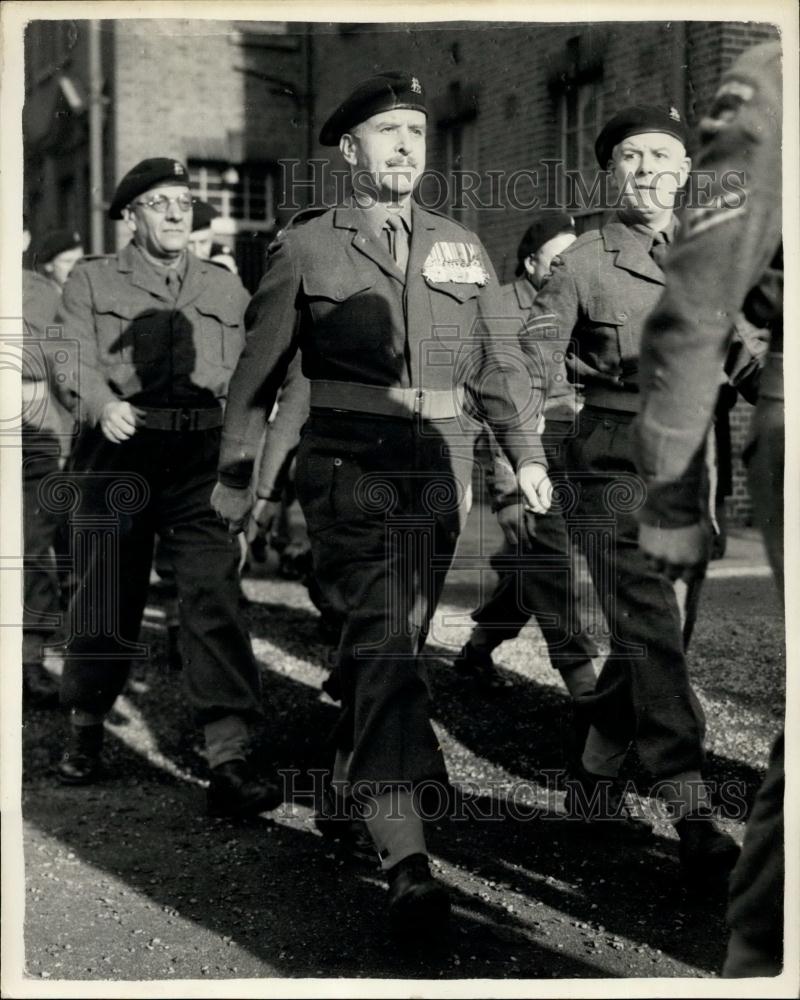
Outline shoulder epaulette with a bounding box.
[418,203,472,231]
[282,206,329,232]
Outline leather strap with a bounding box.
[310,380,464,421]
[138,406,223,431]
[583,386,641,414]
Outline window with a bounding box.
[188,161,276,231]
[560,79,604,177]
[553,34,607,224]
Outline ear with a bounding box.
[523,254,537,278]
[340,132,358,168]
[122,207,137,235]
[677,154,692,189]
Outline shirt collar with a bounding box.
[354,197,413,241]
[617,211,678,250]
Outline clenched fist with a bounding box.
[211,481,254,535]
[100,400,143,443]
[517,461,552,516]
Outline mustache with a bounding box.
[386,159,418,168]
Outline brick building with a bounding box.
[23,17,781,520]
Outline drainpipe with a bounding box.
[88,20,104,253]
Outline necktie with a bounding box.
[650,230,669,268]
[384,215,409,275]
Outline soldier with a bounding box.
[21,226,80,707]
[634,42,783,976]
[457,210,599,721]
[53,158,281,819]
[522,106,740,884]
[212,72,551,935]
[187,199,217,261]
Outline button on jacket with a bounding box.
[59,243,251,424]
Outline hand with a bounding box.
[246,497,280,544]
[497,503,525,547]
[210,481,254,535]
[100,400,143,443]
[638,521,710,582]
[517,461,552,515]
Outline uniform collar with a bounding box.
[512,276,537,311]
[600,212,669,284]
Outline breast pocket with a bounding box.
[94,301,162,368]
[423,277,482,304]
[584,298,637,376]
[301,271,375,323]
[194,302,245,368]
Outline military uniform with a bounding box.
[634,42,783,976]
[21,269,75,679]
[523,209,710,780]
[469,275,598,679]
[219,199,544,791]
[56,242,263,730]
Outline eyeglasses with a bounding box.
[132,194,193,214]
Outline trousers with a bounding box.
[566,407,707,778]
[471,419,598,669]
[295,412,472,789]
[59,424,263,726]
[724,353,784,976]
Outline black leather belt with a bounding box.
[138,406,223,431]
[583,386,640,414]
[310,380,464,421]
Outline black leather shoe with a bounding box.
[676,812,740,892]
[23,661,61,710]
[57,724,104,785]
[314,787,373,862]
[207,759,282,818]
[563,763,653,839]
[387,853,451,938]
[453,642,512,692]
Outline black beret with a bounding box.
[595,105,688,168]
[191,200,219,233]
[109,158,190,219]
[319,71,427,146]
[34,227,83,266]
[515,211,576,276]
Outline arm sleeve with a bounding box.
[253,351,310,499]
[58,265,118,425]
[467,250,547,469]
[635,43,782,511]
[218,234,303,488]
[520,255,581,404]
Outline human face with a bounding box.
[610,132,690,228]
[124,183,192,259]
[341,109,426,203]
[45,245,84,287]
[525,231,576,289]
[188,227,213,260]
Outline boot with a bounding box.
[57,723,104,785]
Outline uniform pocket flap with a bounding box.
[587,298,625,325]
[195,300,242,327]
[302,272,374,302]
[423,277,481,302]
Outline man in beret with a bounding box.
[21,224,79,707]
[34,228,85,290]
[53,157,281,819]
[456,210,598,721]
[521,106,741,886]
[212,71,551,936]
[187,199,218,261]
